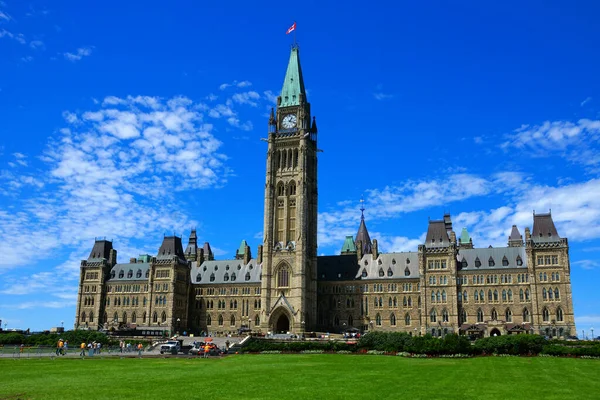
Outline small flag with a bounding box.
[286,22,296,35]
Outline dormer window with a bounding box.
[378,259,382,265]
[118,270,124,278]
[145,270,149,278]
[196,273,201,282]
[361,269,367,278]
[516,256,523,266]
[110,271,116,279]
[502,256,509,266]
[136,269,142,278]
[488,257,495,267]
[224,273,229,281]
[127,270,133,278]
[203,266,207,271]
[475,257,481,268]
[378,268,384,277]
[406,258,410,264]
[245,272,251,281]
[404,267,410,277]
[210,273,215,282]
[392,259,396,265]
[231,273,237,282]
[387,268,393,277]
[461,257,468,269]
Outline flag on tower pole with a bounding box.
[286,22,296,35]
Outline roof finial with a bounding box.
[360,196,365,220]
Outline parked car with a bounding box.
[159,340,181,355]
[189,342,221,356]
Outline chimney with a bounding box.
[243,243,252,265]
[129,258,137,263]
[257,245,263,264]
[372,239,379,259]
[109,249,117,266]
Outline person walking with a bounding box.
[80,342,86,357]
[137,343,143,356]
[203,344,210,358]
[56,339,64,356]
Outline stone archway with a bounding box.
[490,328,501,337]
[276,314,290,333]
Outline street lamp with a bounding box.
[177,318,181,336]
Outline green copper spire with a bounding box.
[237,240,248,255]
[341,236,356,253]
[460,227,471,244]
[280,46,305,107]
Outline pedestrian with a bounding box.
[97,342,101,354]
[80,342,86,357]
[137,343,143,356]
[56,338,64,356]
[63,340,68,355]
[203,344,210,358]
[119,340,124,353]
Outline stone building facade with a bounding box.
[75,46,576,338]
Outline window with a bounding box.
[543,288,547,300]
[505,309,512,322]
[231,273,236,281]
[502,290,507,302]
[207,315,212,326]
[404,313,411,326]
[145,270,150,278]
[441,290,447,303]
[523,308,530,322]
[463,291,468,302]
[488,257,495,267]
[493,290,498,302]
[387,268,393,277]
[132,312,136,323]
[81,312,87,323]
[153,312,158,323]
[552,255,558,265]
[516,256,523,266]
[460,309,467,324]
[230,315,236,326]
[508,289,513,302]
[488,290,493,302]
[537,256,544,265]
[502,256,509,266]
[431,292,435,303]
[196,273,201,283]
[474,257,481,268]
[218,315,224,326]
[376,313,382,326]
[519,289,524,301]
[119,270,124,278]
[127,270,133,278]
[136,269,142,278]
[491,309,498,320]
[542,308,549,322]
[477,309,484,323]
[474,290,479,302]
[390,313,396,326]
[110,271,116,279]
[245,272,251,281]
[556,307,563,322]
[210,273,215,282]
[442,309,449,322]
[548,287,553,300]
[458,291,463,302]
[378,268,384,277]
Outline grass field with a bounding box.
[1,355,599,399]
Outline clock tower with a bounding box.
[260,45,318,333]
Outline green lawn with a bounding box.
[0,355,599,399]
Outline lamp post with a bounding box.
[369,320,374,332]
[177,318,181,336]
[592,327,595,341]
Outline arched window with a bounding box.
[206,315,212,326]
[132,312,137,323]
[223,273,229,282]
[491,309,497,320]
[152,312,158,323]
[480,290,484,302]
[378,268,384,277]
[127,269,133,278]
[431,292,435,303]
[230,315,236,326]
[460,309,467,324]
[542,307,549,322]
[277,182,285,196]
[393,297,398,307]
[442,309,449,322]
[145,270,150,278]
[543,288,547,300]
[502,290,507,302]
[388,297,392,307]
[516,255,523,266]
[507,289,513,302]
[378,297,383,307]
[113,312,119,323]
[375,313,382,326]
[387,268,393,277]
[143,312,147,323]
[554,288,560,300]
[408,297,412,307]
[548,287,554,299]
[361,269,367,278]
[458,291,463,302]
[245,272,251,281]
[136,269,142,278]
[477,308,484,323]
[474,291,479,302]
[218,315,224,326]
[405,313,411,326]
[210,273,215,282]
[556,307,563,322]
[430,309,437,323]
[525,289,530,301]
[122,312,128,324]
[404,267,410,276]
[474,257,481,268]
[523,308,530,322]
[289,181,296,195]
[505,308,512,322]
[89,312,94,323]
[390,313,396,326]
[255,315,260,326]
[161,312,167,323]
[81,312,87,323]
[196,273,201,282]
[119,270,124,278]
[463,291,468,302]
[436,291,441,302]
[488,290,493,302]
[502,256,509,266]
[493,290,498,301]
[403,296,407,307]
[441,290,447,303]
[488,257,495,267]
[277,266,290,287]
[231,272,236,281]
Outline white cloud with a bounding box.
[231,91,260,107]
[263,90,277,104]
[237,81,252,88]
[29,40,44,49]
[572,260,600,270]
[20,55,33,62]
[219,83,231,91]
[64,46,93,62]
[373,92,394,100]
[0,10,11,21]
[0,95,234,272]
[0,28,26,44]
[581,97,592,107]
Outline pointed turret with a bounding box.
[508,225,524,247]
[185,229,198,261]
[311,116,318,133]
[355,202,372,256]
[202,242,214,262]
[459,227,473,249]
[279,46,306,107]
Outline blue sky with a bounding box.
[1,0,599,336]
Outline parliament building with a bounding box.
[75,46,576,339]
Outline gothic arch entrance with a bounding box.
[276,314,290,333]
[490,328,501,337]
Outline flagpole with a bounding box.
[294,21,296,47]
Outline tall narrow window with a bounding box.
[556,307,563,322]
[477,308,484,323]
[277,266,289,287]
[288,197,296,242]
[542,308,549,322]
[505,309,512,322]
[390,313,396,326]
[277,199,285,243]
[523,308,530,322]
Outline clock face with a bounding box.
[282,114,297,129]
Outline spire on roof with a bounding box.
[459,227,473,249]
[508,225,524,247]
[279,46,305,108]
[202,242,214,261]
[341,235,356,254]
[185,229,198,261]
[311,116,318,133]
[355,198,372,255]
